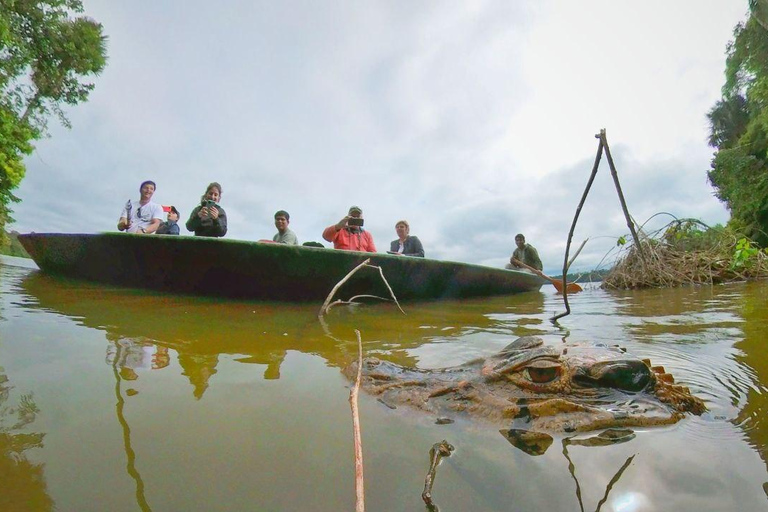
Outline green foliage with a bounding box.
[0,230,30,257]
[731,238,768,270]
[707,12,768,247]
[0,0,107,239]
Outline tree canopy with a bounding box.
[707,3,768,246]
[0,0,106,243]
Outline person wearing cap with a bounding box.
[322,206,377,252]
[117,180,164,234]
[388,220,424,257]
[272,210,298,245]
[507,233,543,271]
[156,206,181,235]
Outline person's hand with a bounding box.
[209,206,219,220]
[198,207,209,219]
[335,216,350,230]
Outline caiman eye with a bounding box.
[523,361,562,384]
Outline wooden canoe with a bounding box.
[18,233,545,302]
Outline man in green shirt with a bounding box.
[508,233,543,271]
[273,210,298,245]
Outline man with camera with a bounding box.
[322,205,377,252]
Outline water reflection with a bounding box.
[731,281,768,470]
[20,272,547,388]
[6,260,768,511]
[0,371,52,511]
[111,344,151,512]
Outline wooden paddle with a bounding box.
[511,258,584,294]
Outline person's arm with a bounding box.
[406,236,424,257]
[214,208,227,237]
[322,224,340,242]
[143,218,162,234]
[186,206,202,232]
[169,223,180,235]
[528,246,543,271]
[510,249,522,267]
[118,200,131,231]
[365,232,377,253]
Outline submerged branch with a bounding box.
[422,440,455,511]
[350,330,365,512]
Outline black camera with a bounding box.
[203,199,217,207]
[348,217,364,227]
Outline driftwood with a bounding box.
[350,330,365,512]
[422,440,455,511]
[318,258,405,317]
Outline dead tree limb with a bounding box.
[350,329,365,512]
[552,133,604,322]
[422,440,455,510]
[600,130,646,265]
[319,259,372,317]
[318,259,406,317]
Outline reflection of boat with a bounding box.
[18,233,545,301]
[21,271,546,395]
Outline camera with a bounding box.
[348,217,364,227]
[203,199,217,207]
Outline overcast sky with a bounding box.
[11,0,748,273]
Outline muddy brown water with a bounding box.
[1,255,767,511]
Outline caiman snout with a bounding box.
[574,360,652,392]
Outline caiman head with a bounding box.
[344,336,705,454]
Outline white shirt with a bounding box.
[120,200,164,233]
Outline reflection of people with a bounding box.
[507,233,543,270]
[186,182,227,237]
[272,210,298,245]
[117,180,164,234]
[388,220,424,257]
[156,206,181,235]
[106,339,170,381]
[178,353,219,400]
[322,205,376,252]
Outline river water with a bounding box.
[1,255,767,511]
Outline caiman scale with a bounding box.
[344,336,705,437]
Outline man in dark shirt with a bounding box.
[508,233,543,271]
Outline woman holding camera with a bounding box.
[389,220,424,257]
[186,182,228,237]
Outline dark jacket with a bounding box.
[156,220,180,235]
[389,236,425,257]
[186,204,227,237]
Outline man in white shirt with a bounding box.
[117,180,164,234]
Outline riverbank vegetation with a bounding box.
[706,3,768,247]
[0,230,30,258]
[603,5,768,290]
[0,1,107,244]
[602,219,768,289]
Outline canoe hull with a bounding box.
[18,233,544,301]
